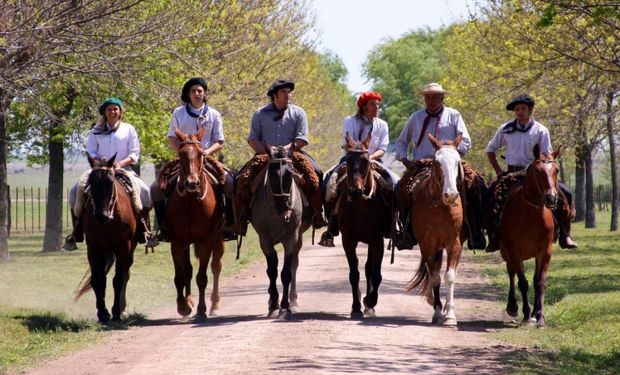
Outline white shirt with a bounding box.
[486,119,552,167]
[395,106,471,161]
[341,115,389,156]
[86,121,140,164]
[168,104,224,148]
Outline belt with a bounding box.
[507,165,526,173]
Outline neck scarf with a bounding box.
[417,106,444,146]
[503,119,533,134]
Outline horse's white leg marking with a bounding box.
[443,267,457,326]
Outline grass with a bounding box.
[481,210,620,374]
[0,230,266,374]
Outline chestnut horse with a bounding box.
[74,154,138,323]
[500,145,561,328]
[166,127,225,321]
[405,134,466,326]
[251,144,312,320]
[338,133,392,318]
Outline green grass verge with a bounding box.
[482,210,620,374]
[0,230,266,374]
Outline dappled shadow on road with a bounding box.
[269,340,521,374]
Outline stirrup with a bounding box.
[63,235,78,251]
[393,231,415,250]
[318,231,335,247]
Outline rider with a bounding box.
[485,94,578,251]
[150,77,236,241]
[63,97,155,250]
[233,79,327,236]
[318,91,399,247]
[394,82,486,250]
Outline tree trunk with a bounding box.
[42,87,77,252]
[606,89,618,231]
[0,91,12,262]
[585,145,596,228]
[574,145,586,222]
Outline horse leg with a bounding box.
[516,261,534,325]
[111,255,131,321]
[195,259,208,322]
[118,250,134,316]
[171,243,193,317]
[363,238,385,317]
[506,262,519,317]
[88,251,110,323]
[443,242,462,326]
[278,242,295,321]
[288,236,302,313]
[429,251,443,325]
[343,237,362,319]
[263,245,279,318]
[534,254,551,328]
[209,241,224,317]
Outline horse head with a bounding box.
[344,132,373,200]
[87,153,117,223]
[527,144,561,209]
[428,133,462,206]
[265,143,295,214]
[174,126,206,194]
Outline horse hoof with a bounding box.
[209,308,220,317]
[443,317,457,327]
[97,310,111,324]
[268,309,279,318]
[350,311,363,319]
[431,316,443,325]
[194,313,207,323]
[278,309,293,321]
[536,319,546,329]
[363,307,376,317]
[289,303,301,314]
[521,318,536,327]
[177,305,192,317]
[506,304,519,318]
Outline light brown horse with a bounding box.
[405,134,466,326]
[74,154,138,323]
[500,144,561,328]
[336,133,394,318]
[166,127,225,321]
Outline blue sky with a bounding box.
[310,0,472,94]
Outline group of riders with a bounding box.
[62,78,578,253]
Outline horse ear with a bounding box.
[453,134,463,148]
[533,143,541,159]
[174,126,185,141]
[427,133,441,150]
[87,153,96,168]
[195,126,206,142]
[553,145,562,160]
[345,132,353,149]
[361,133,372,150]
[107,153,117,168]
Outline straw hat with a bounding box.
[417,82,450,96]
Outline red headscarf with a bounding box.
[356,91,382,109]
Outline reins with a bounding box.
[88,165,118,217]
[521,159,558,210]
[345,148,376,200]
[176,140,208,200]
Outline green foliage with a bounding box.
[319,50,349,84]
[363,28,446,139]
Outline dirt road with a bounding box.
[20,238,521,374]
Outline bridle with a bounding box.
[88,165,118,218]
[521,159,559,209]
[428,144,462,207]
[176,140,208,200]
[346,148,376,200]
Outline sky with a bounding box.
[310,0,472,94]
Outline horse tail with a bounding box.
[405,251,442,306]
[73,252,116,301]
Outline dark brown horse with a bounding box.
[166,127,225,321]
[74,154,138,323]
[405,134,466,326]
[500,144,561,328]
[338,133,392,318]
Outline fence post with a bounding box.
[22,186,26,232]
[7,185,10,238]
[15,186,18,234]
[30,187,33,233]
[38,187,41,231]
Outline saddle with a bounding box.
[74,168,143,217]
[157,155,227,197]
[324,161,394,209]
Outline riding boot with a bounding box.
[63,210,82,251]
[394,207,416,250]
[465,208,486,250]
[222,196,237,241]
[233,198,250,237]
[485,214,501,252]
[140,207,159,248]
[554,209,578,249]
[311,189,328,229]
[318,214,338,247]
[153,200,169,242]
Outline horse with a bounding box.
[74,154,138,323]
[337,133,392,318]
[251,144,312,320]
[405,134,466,326]
[500,144,561,328]
[166,126,225,321]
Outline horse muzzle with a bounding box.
[347,187,364,201]
[544,193,558,209]
[184,176,201,192]
[442,192,459,206]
